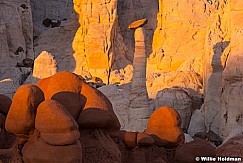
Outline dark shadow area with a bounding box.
[211,41,230,73]
[206,41,230,129]
[51,91,87,120]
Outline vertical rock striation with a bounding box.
[72,0,128,83]
[204,0,230,135]
[220,0,243,138]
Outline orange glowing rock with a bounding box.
[145,106,184,148]
[35,100,80,146]
[128,19,148,29]
[5,84,44,141]
[0,94,12,115]
[36,71,120,133]
[36,71,82,100]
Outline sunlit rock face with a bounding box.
[72,0,128,84]
[148,0,208,75]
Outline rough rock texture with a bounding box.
[147,71,203,99]
[146,106,184,148]
[188,108,206,137]
[148,0,208,75]
[175,139,216,163]
[30,0,73,29]
[0,0,34,61]
[0,0,34,98]
[216,135,243,159]
[73,0,129,83]
[204,0,230,135]
[80,129,121,163]
[22,130,82,163]
[98,85,130,130]
[153,87,193,131]
[219,0,243,138]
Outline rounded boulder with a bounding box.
[145,106,184,148]
[35,100,80,145]
[5,84,44,136]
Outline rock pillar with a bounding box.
[128,19,150,132]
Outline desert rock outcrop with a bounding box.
[146,106,184,148]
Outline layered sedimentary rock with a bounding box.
[148,0,208,75]
[73,0,128,83]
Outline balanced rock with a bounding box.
[22,131,82,163]
[175,139,216,163]
[0,94,12,115]
[5,85,44,138]
[35,100,80,145]
[128,19,148,29]
[128,20,150,132]
[146,106,184,148]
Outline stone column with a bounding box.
[128,19,150,132]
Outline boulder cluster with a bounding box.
[0,71,243,162]
[1,71,120,162]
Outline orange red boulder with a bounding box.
[146,106,184,148]
[35,100,80,145]
[36,71,120,133]
[5,84,44,143]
